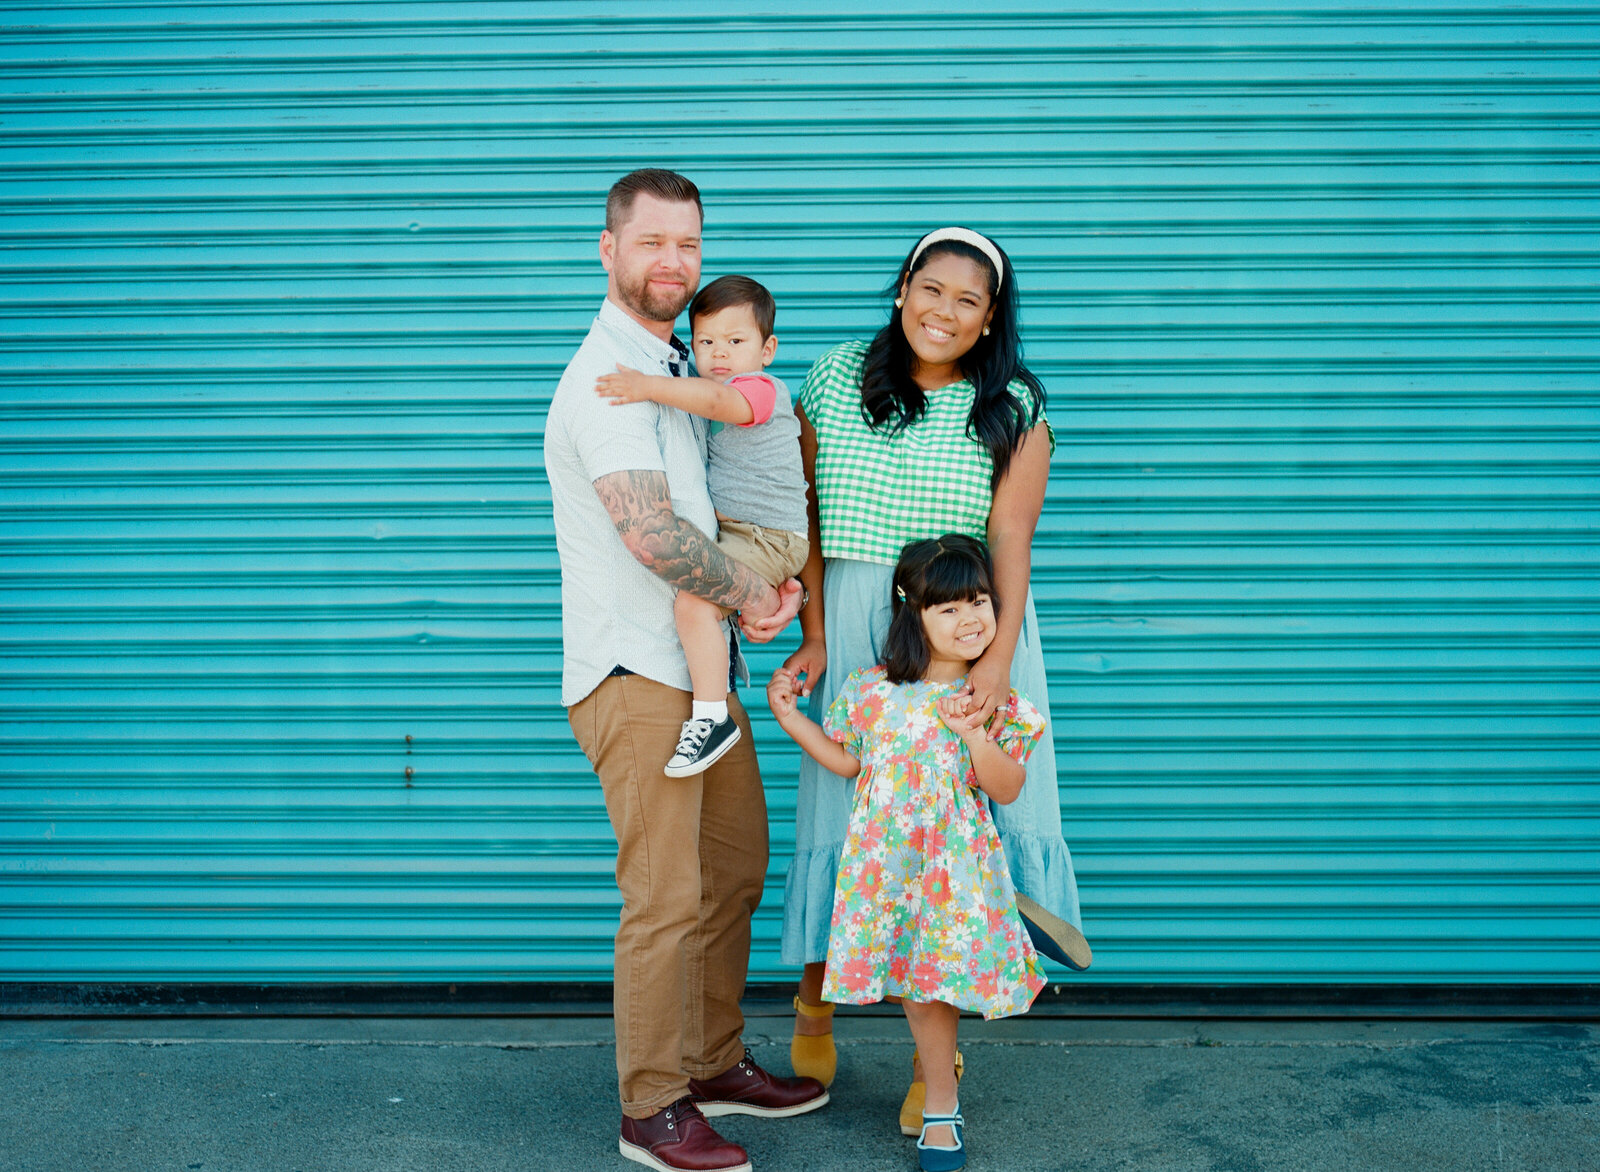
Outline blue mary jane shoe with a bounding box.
[916,1104,965,1172]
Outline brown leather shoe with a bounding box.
[689,1047,830,1119]
[619,1097,751,1172]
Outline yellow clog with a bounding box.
[790,995,836,1087]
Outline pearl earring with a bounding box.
[982,326,991,336]
[894,297,904,308]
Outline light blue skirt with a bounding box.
[779,557,1082,966]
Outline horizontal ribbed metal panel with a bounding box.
[2,2,1597,983]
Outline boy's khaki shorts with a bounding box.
[714,520,810,618]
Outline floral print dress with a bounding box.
[818,665,1048,1019]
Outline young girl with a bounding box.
[767,534,1047,1172]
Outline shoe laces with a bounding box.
[663,1095,707,1133]
[674,717,717,754]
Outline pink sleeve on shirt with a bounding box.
[726,374,777,427]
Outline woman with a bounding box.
[781,227,1083,1129]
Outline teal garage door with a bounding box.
[2,2,1596,983]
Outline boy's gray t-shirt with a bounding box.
[706,372,808,534]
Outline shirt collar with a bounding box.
[596,298,688,376]
[667,334,690,376]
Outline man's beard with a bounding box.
[614,267,695,324]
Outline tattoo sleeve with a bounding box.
[593,469,771,611]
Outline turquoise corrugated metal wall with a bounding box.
[2,2,1597,983]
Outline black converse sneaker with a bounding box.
[664,715,742,778]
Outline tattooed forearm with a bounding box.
[593,469,772,611]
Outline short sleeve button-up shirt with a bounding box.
[544,299,714,705]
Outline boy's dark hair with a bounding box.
[689,275,776,340]
[860,230,1045,488]
[605,169,703,233]
[881,534,999,684]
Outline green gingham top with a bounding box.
[797,340,1053,565]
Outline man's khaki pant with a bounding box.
[568,674,769,1118]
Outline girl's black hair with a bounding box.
[859,232,1046,488]
[881,534,1000,684]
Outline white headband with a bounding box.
[909,227,1005,290]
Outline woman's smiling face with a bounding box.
[898,250,996,388]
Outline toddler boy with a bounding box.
[596,275,809,776]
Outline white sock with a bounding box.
[692,700,729,723]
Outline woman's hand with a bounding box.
[964,652,1012,739]
[782,636,828,698]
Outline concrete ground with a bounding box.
[3,1005,1596,1172]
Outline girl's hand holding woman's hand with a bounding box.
[767,667,802,722]
[770,664,861,780]
[935,693,987,744]
[781,636,828,698]
[964,654,1011,740]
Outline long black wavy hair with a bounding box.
[881,534,999,684]
[859,231,1046,488]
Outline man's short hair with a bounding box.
[689,275,776,340]
[606,169,703,233]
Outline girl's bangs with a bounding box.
[918,548,994,606]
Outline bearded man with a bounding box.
[543,168,823,1172]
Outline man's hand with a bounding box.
[739,576,802,643]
